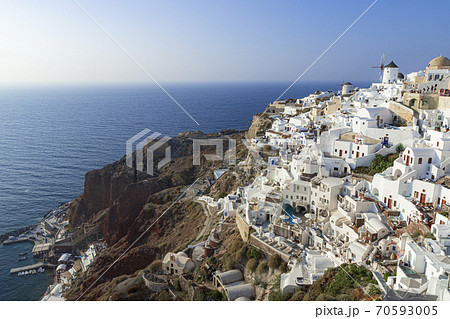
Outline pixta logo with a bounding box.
[193,137,236,166]
[126,129,171,176]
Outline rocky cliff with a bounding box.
[66,130,248,300]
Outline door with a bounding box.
[420,193,426,204]
[388,198,392,209]
[339,150,342,157]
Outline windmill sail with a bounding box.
[372,52,385,82]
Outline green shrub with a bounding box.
[316,293,337,301]
[263,145,272,152]
[383,271,396,281]
[268,290,292,301]
[173,278,182,291]
[411,231,421,238]
[423,232,435,239]
[194,287,224,301]
[246,246,263,260]
[337,294,352,301]
[147,260,162,273]
[221,254,234,271]
[278,261,289,273]
[230,238,245,252]
[235,246,248,262]
[396,143,405,153]
[289,287,307,301]
[369,154,393,173]
[157,291,173,301]
[218,191,228,199]
[256,261,268,275]
[246,258,258,272]
[268,254,282,269]
[369,284,382,295]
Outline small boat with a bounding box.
[38,267,45,273]
[18,272,23,277]
[18,252,28,256]
[18,256,27,261]
[24,271,29,275]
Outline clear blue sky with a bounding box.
[0,0,448,84]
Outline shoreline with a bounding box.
[1,202,72,300]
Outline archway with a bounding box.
[394,169,403,180]
[409,99,417,107]
[373,188,379,197]
[294,205,307,217]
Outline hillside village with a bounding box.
[159,55,450,301]
[43,55,450,301]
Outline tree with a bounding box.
[268,254,282,269]
[256,261,268,275]
[396,143,405,153]
[278,261,289,273]
[246,246,263,260]
[246,258,258,272]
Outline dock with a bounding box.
[2,237,31,245]
[10,262,56,274]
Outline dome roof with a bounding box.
[428,55,450,68]
[385,61,398,68]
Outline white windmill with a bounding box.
[372,52,386,82]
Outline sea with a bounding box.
[0,81,370,300]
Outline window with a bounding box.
[418,158,422,164]
[428,157,432,164]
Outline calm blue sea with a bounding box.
[0,81,369,300]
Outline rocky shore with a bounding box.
[0,224,37,244]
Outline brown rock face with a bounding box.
[66,131,246,300]
[102,179,170,246]
[246,113,272,140]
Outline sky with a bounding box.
[0,0,449,85]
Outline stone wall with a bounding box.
[141,271,168,293]
[249,234,290,262]
[388,101,415,126]
[402,93,439,112]
[236,212,250,242]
